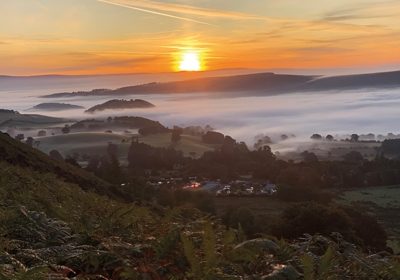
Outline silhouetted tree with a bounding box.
[310,134,322,140]
[86,155,100,172]
[343,151,364,163]
[107,142,118,158]
[15,134,25,141]
[223,207,256,235]
[49,150,64,161]
[351,134,359,142]
[281,134,289,141]
[37,130,47,137]
[65,157,80,167]
[202,131,225,144]
[171,127,183,143]
[62,125,71,134]
[301,151,319,163]
[254,135,272,150]
[25,137,34,147]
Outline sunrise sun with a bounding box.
[178,51,202,71]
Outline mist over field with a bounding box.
[1,76,400,143]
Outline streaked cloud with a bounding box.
[1,0,399,75]
[321,1,400,22]
[97,0,265,23]
[97,0,212,25]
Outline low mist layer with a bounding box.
[2,80,400,144]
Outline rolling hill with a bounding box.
[37,132,216,159]
[43,70,400,98]
[29,102,84,111]
[85,99,155,113]
[0,109,65,128]
[0,132,116,196]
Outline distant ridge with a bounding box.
[43,73,314,98]
[30,103,84,111]
[303,70,400,90]
[42,70,400,98]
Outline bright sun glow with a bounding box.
[179,51,201,71]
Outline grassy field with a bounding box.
[338,185,400,245]
[37,132,216,159]
[340,185,400,208]
[37,132,129,155]
[0,112,65,128]
[141,133,217,157]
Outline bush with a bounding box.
[276,185,333,203]
[222,206,257,235]
[273,202,387,251]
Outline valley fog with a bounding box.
[1,79,400,144]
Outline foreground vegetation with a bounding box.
[1,132,400,279]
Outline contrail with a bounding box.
[97,0,214,26]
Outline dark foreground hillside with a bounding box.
[0,132,119,197]
[0,133,399,279]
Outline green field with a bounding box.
[140,133,217,157]
[37,132,216,160]
[37,132,128,155]
[340,185,400,208]
[338,185,400,244]
[0,112,65,128]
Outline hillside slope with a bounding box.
[0,132,116,196]
[0,109,65,127]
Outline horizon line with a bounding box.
[1,67,400,79]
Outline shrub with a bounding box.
[273,202,387,251]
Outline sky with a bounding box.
[1,0,400,75]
